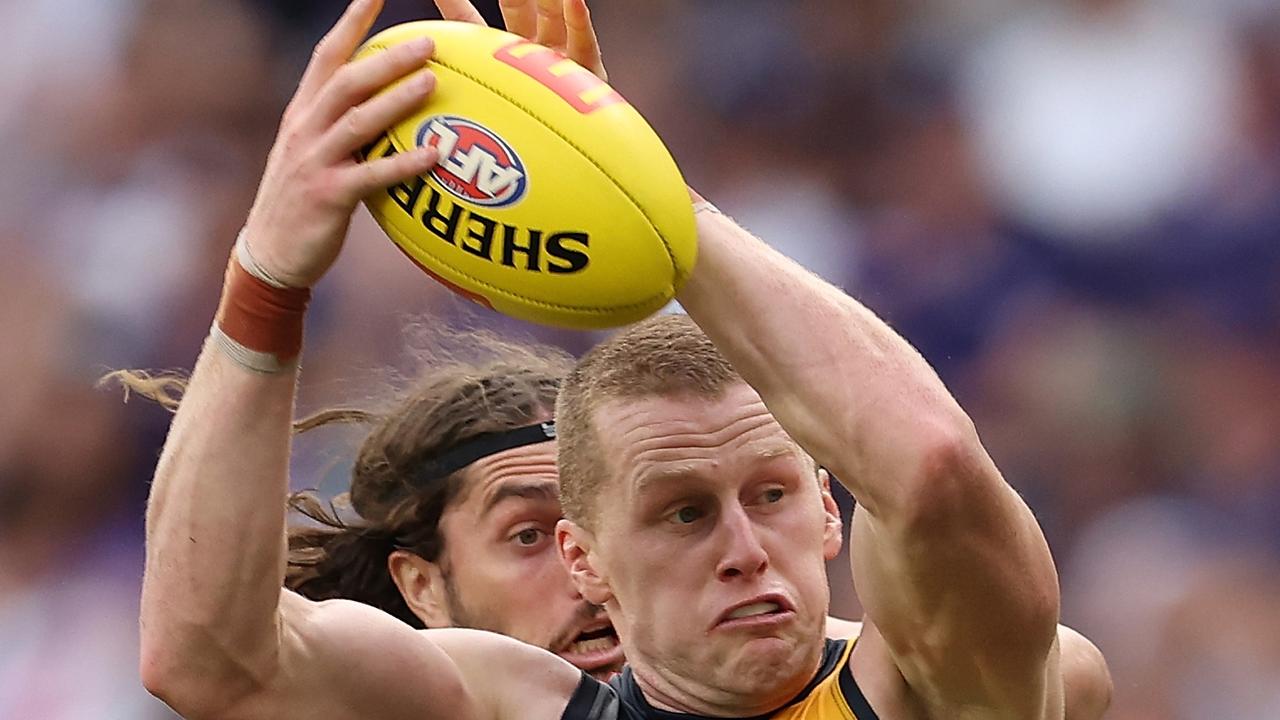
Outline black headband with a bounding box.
[415,421,557,480]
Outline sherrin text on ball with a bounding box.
[357,21,697,329]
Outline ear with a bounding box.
[818,468,844,561]
[388,550,453,628]
[556,518,613,606]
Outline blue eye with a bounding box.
[763,488,784,503]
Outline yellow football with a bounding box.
[355,21,696,329]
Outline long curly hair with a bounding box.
[105,330,572,628]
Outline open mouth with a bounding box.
[558,623,624,674]
[713,593,796,630]
[726,601,787,620]
[567,624,618,655]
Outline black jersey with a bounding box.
[560,637,880,720]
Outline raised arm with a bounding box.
[136,3,490,718]
[675,202,1066,716]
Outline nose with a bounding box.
[715,504,769,581]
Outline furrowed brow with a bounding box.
[633,465,699,499]
[753,444,798,462]
[633,444,799,497]
[480,480,561,518]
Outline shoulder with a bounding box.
[1058,625,1112,720]
[288,595,576,690]
[275,594,578,720]
[223,594,487,720]
[427,627,584,720]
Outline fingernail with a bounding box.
[409,37,433,55]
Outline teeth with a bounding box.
[728,602,781,619]
[568,636,617,655]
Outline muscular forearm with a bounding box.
[140,333,299,699]
[675,207,976,518]
[678,208,1063,709]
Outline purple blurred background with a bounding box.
[2,0,1278,717]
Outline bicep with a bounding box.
[847,453,1060,710]
[226,591,484,720]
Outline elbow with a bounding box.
[139,646,167,700]
[896,420,991,531]
[140,643,203,716]
[138,615,196,700]
[906,429,1062,633]
[1087,661,1116,719]
[139,634,261,720]
[139,629,187,700]
[1065,630,1114,719]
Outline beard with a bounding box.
[440,568,492,633]
[441,569,622,676]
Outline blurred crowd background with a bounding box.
[2,0,1278,717]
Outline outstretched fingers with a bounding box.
[433,0,486,25]
[305,36,435,136]
[563,0,605,80]
[316,68,436,162]
[535,0,568,49]
[345,144,440,198]
[294,0,385,109]
[499,0,538,38]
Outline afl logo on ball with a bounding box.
[417,116,528,208]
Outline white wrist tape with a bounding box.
[234,230,295,290]
[209,324,298,374]
[693,200,723,216]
